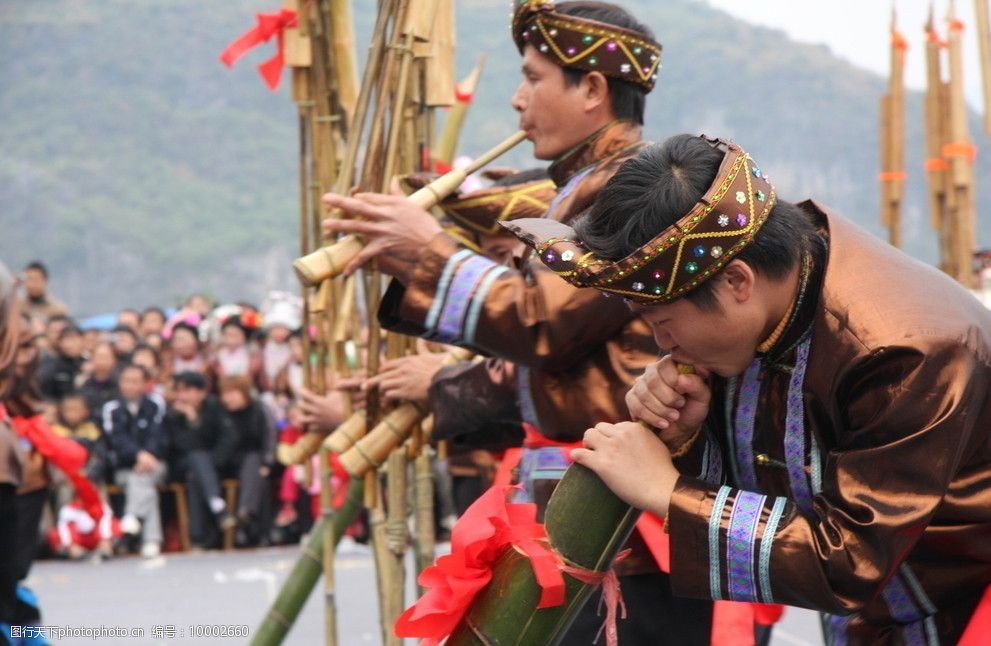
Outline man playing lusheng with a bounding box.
[505,133,991,644]
[324,2,728,642]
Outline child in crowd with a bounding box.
[47,497,120,561]
[166,321,208,380]
[52,393,105,482]
[213,316,260,384]
[101,364,166,558]
[274,401,306,528]
[258,298,300,394]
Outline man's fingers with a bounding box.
[321,192,385,220]
[570,447,598,469]
[322,218,379,236]
[343,242,384,276]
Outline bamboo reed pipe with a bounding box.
[293,130,529,286]
[975,0,991,135]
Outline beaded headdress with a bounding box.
[501,136,776,304]
[512,0,662,92]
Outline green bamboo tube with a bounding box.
[250,478,365,646]
[446,464,640,645]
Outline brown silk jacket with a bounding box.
[380,121,658,442]
[668,202,991,644]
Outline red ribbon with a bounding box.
[5,408,103,521]
[219,8,298,90]
[454,87,474,104]
[394,485,565,645]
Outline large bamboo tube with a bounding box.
[327,0,360,123]
[249,478,365,646]
[924,9,954,275]
[445,464,639,645]
[293,130,528,286]
[880,12,907,248]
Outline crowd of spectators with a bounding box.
[19,260,365,559]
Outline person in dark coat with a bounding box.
[101,364,166,557]
[165,371,237,548]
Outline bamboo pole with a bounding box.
[327,0,360,123]
[880,9,907,248]
[249,478,365,646]
[435,56,486,166]
[924,7,955,276]
[946,0,977,287]
[975,0,991,135]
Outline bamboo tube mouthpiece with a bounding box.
[338,403,424,477]
[292,131,528,286]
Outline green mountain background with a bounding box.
[2,0,988,316]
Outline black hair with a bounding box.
[172,370,207,390]
[59,391,90,408]
[24,261,48,278]
[556,2,654,125]
[131,343,160,365]
[58,324,83,340]
[141,306,165,320]
[47,314,71,327]
[112,325,138,339]
[118,362,150,381]
[574,134,818,310]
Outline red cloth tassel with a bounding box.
[7,410,103,522]
[560,549,630,646]
[219,8,298,90]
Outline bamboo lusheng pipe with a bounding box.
[338,347,473,476]
[435,56,486,166]
[413,446,437,592]
[293,130,529,286]
[946,0,977,288]
[249,478,364,646]
[924,8,955,275]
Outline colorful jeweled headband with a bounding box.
[501,136,776,304]
[512,0,662,92]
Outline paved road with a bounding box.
[24,543,824,645]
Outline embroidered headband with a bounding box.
[512,0,662,92]
[501,136,776,304]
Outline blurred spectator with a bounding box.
[259,309,297,394]
[218,376,276,547]
[183,294,214,318]
[143,332,163,353]
[41,314,71,356]
[47,498,118,561]
[78,342,118,417]
[111,325,138,363]
[273,331,305,402]
[139,307,166,339]
[52,393,105,483]
[20,261,69,323]
[131,343,165,403]
[116,309,140,333]
[213,317,259,384]
[81,328,104,356]
[165,372,236,549]
[166,322,207,379]
[38,324,84,401]
[101,364,166,558]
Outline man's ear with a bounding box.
[582,71,610,114]
[720,260,756,304]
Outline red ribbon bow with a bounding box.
[395,484,632,646]
[219,8,298,90]
[394,485,564,645]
